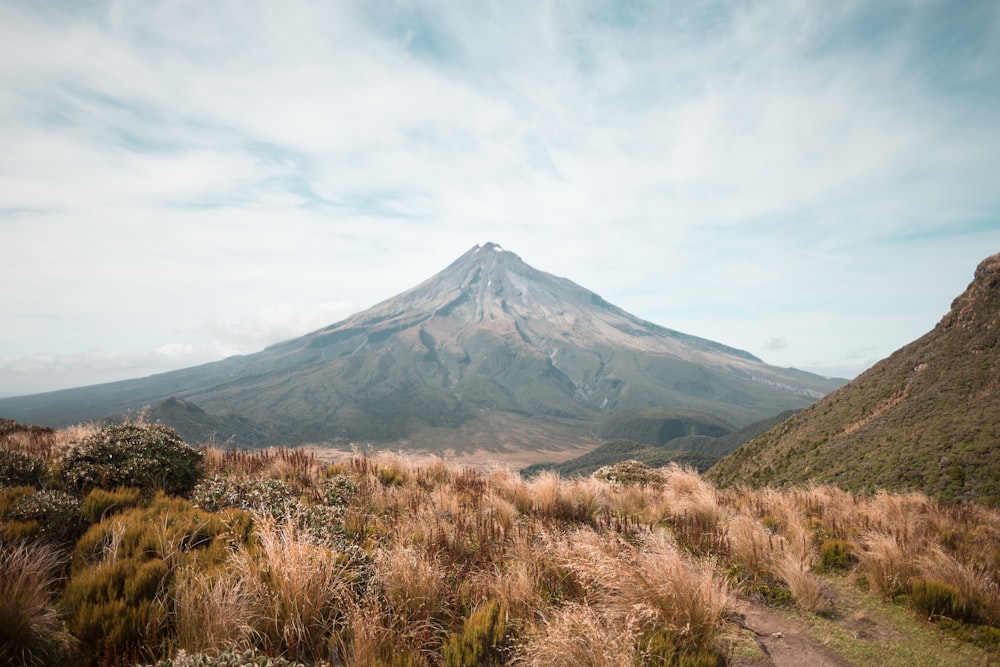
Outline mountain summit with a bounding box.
[0,243,842,451]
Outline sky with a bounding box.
[2,0,999,398]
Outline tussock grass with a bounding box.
[514,602,638,667]
[3,423,1000,665]
[231,520,352,663]
[564,529,732,655]
[172,566,260,654]
[375,543,450,625]
[0,540,68,665]
[0,418,59,460]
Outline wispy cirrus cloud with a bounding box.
[1,0,999,396]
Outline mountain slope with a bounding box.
[707,252,1000,505]
[0,243,842,449]
[525,409,797,478]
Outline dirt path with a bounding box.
[732,600,853,667]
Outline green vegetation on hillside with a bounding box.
[708,252,1000,505]
[597,407,734,445]
[526,409,797,479]
[523,440,720,477]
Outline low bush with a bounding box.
[0,449,50,489]
[320,474,357,507]
[1,488,84,544]
[192,475,298,520]
[819,538,855,571]
[444,600,509,667]
[59,423,203,496]
[146,648,307,667]
[63,494,253,664]
[81,487,143,523]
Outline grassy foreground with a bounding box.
[1,420,999,666]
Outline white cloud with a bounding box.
[763,336,789,352]
[1,0,999,395]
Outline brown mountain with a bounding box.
[707,251,1000,505]
[0,243,842,452]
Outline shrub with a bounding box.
[192,475,298,520]
[0,540,73,666]
[444,600,509,667]
[592,459,665,485]
[145,648,306,667]
[321,474,357,506]
[0,449,50,489]
[63,495,253,664]
[81,487,143,523]
[819,538,855,572]
[1,489,84,544]
[59,423,203,496]
[193,475,353,548]
[910,577,969,621]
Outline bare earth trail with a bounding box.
[733,600,852,667]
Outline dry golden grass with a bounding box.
[6,426,1000,666]
[0,540,67,664]
[375,543,450,625]
[724,514,775,578]
[514,602,639,667]
[229,520,353,663]
[172,566,260,654]
[563,529,733,655]
[201,446,325,489]
[774,554,824,611]
[661,463,721,526]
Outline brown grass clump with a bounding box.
[773,554,824,611]
[230,520,352,663]
[375,543,450,627]
[660,464,724,554]
[0,540,69,665]
[563,528,732,659]
[1,418,60,460]
[724,514,775,578]
[172,566,260,654]
[514,602,638,667]
[859,532,919,599]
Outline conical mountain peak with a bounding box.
[0,244,844,449]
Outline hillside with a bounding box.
[0,243,843,452]
[708,252,1000,505]
[597,407,735,445]
[525,409,796,477]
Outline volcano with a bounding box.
[0,243,843,453]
